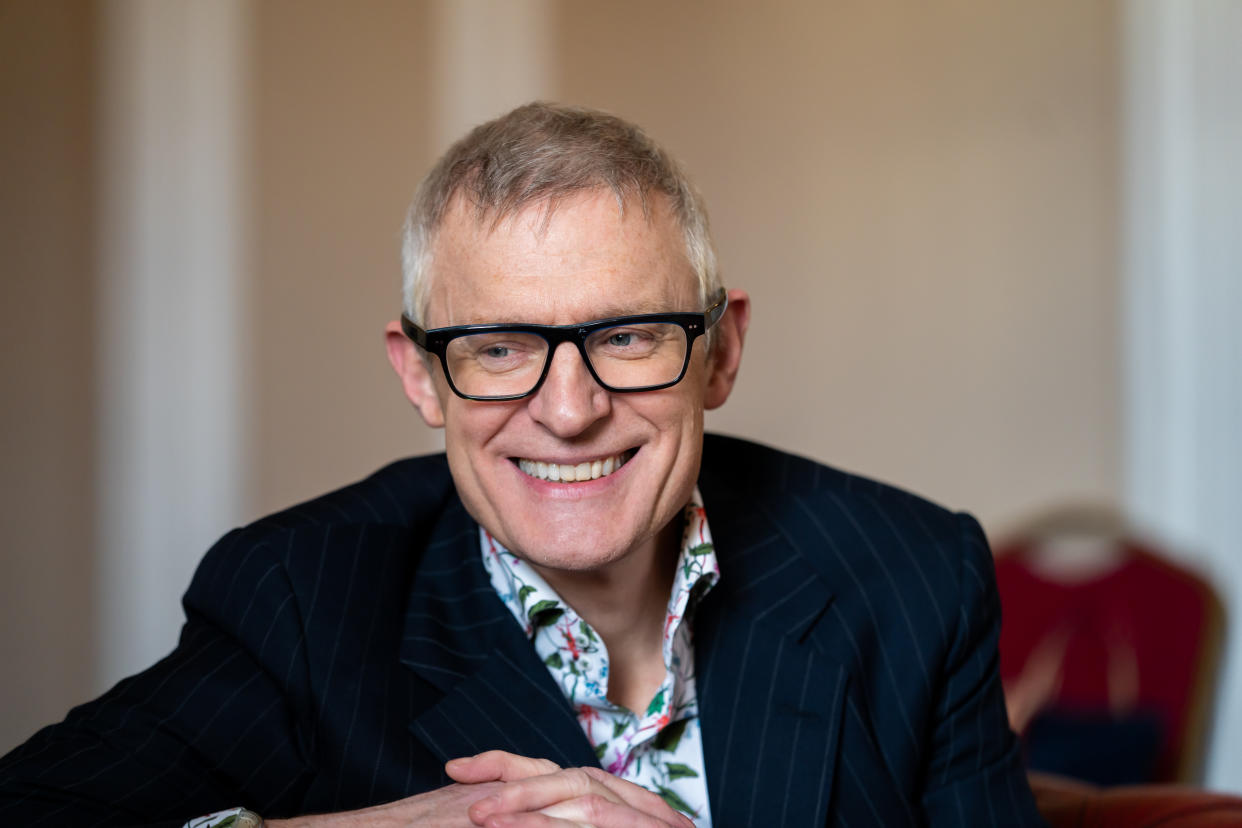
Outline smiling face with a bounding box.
[388,190,746,576]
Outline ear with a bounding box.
[385,320,445,428]
[704,288,750,410]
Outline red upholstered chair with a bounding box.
[995,506,1223,785]
[1030,771,1242,827]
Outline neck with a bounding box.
[533,518,681,713]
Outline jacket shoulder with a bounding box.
[184,453,459,619]
[700,432,964,544]
[245,453,455,536]
[699,432,989,660]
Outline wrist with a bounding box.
[186,808,264,828]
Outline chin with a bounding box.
[503,521,642,573]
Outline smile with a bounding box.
[515,451,633,483]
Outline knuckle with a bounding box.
[579,793,609,820]
[565,767,594,794]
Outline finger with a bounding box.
[539,794,685,828]
[483,796,686,828]
[482,813,594,828]
[470,768,693,828]
[469,767,608,823]
[573,767,695,828]
[447,750,562,783]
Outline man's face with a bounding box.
[408,191,721,573]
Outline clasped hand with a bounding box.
[266,750,695,828]
[450,750,695,828]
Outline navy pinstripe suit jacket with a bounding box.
[1,434,1042,826]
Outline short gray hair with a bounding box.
[401,102,720,326]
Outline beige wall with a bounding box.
[0,0,96,750]
[553,0,1120,530]
[0,0,1120,751]
[248,0,442,517]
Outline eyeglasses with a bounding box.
[402,288,728,401]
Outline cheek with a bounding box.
[633,389,706,456]
[442,406,520,529]
[442,402,520,465]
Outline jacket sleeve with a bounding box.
[920,513,1046,826]
[0,529,315,828]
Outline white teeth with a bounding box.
[516,452,630,483]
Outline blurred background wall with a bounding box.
[1,0,1238,791]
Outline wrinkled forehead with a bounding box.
[423,189,698,326]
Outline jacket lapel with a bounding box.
[695,479,850,827]
[398,496,599,772]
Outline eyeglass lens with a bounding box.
[443,322,689,398]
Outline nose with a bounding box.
[525,341,612,437]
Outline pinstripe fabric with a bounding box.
[0,434,1042,826]
[695,436,1042,826]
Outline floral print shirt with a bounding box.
[480,489,720,826]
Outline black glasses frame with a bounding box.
[401,288,729,401]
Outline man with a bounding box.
[0,103,1042,826]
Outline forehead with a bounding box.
[424,190,699,326]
